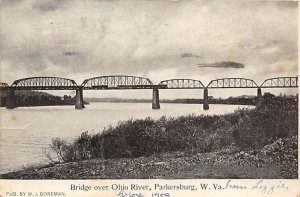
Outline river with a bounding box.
[0,102,254,174]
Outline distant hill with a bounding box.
[0,90,88,107]
[0,90,53,97]
[85,96,257,105]
[85,97,151,103]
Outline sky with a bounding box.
[0,0,298,99]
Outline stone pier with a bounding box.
[152,88,160,109]
[6,89,16,109]
[256,88,263,107]
[203,88,209,110]
[75,88,85,109]
[257,88,262,98]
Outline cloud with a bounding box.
[0,0,297,87]
[181,53,200,58]
[275,1,298,8]
[63,51,79,56]
[197,62,245,69]
[32,0,64,12]
[1,0,24,7]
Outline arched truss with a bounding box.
[82,75,154,89]
[207,78,258,88]
[158,79,205,89]
[11,77,78,90]
[260,77,298,88]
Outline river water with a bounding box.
[0,102,254,174]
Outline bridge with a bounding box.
[207,78,258,88]
[81,75,159,89]
[11,77,78,90]
[260,77,298,88]
[0,76,298,110]
[205,78,260,110]
[158,79,205,89]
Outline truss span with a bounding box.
[82,75,154,89]
[207,78,258,88]
[260,77,298,88]
[158,79,205,89]
[11,77,78,90]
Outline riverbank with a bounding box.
[0,136,297,179]
[0,90,89,107]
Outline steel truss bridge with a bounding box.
[10,77,78,90]
[158,79,205,89]
[207,78,258,88]
[81,75,158,89]
[260,77,298,88]
[1,76,298,90]
[0,76,298,110]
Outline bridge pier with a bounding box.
[257,88,262,97]
[6,89,16,109]
[203,88,209,110]
[152,88,160,109]
[256,88,263,107]
[75,88,85,109]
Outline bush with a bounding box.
[50,137,76,163]
[233,106,298,149]
[49,132,93,163]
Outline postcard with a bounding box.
[0,0,299,196]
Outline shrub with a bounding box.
[233,106,298,149]
[50,137,76,163]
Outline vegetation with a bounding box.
[0,90,88,107]
[48,93,298,164]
